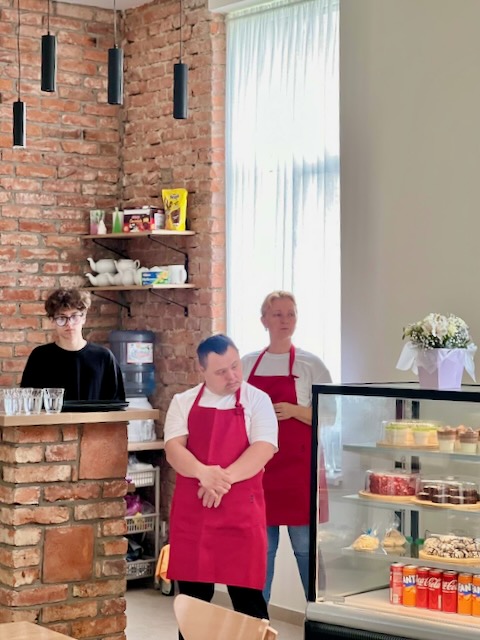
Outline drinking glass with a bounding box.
[43,388,65,414]
[4,388,21,416]
[23,388,43,415]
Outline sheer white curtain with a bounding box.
[225,0,340,379]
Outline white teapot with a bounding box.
[85,272,114,286]
[115,259,140,272]
[86,257,116,274]
[119,269,137,286]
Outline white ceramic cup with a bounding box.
[168,265,187,285]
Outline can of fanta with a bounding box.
[458,573,472,616]
[472,574,480,617]
[402,565,417,607]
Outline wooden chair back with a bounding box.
[173,594,278,640]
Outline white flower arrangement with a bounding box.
[402,313,475,350]
[396,313,477,384]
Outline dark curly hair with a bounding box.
[45,288,92,318]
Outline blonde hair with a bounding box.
[260,291,297,317]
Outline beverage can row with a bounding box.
[389,563,480,615]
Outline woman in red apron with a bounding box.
[243,291,332,602]
[165,334,278,632]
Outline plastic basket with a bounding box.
[126,558,155,579]
[126,514,155,534]
[127,469,155,487]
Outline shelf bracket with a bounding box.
[149,289,188,317]
[90,238,130,259]
[90,291,132,317]
[147,235,189,273]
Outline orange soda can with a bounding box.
[472,574,480,617]
[458,573,472,616]
[402,565,417,607]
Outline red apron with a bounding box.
[248,346,328,526]
[167,384,266,590]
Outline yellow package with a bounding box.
[162,188,188,231]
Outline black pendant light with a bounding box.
[173,0,188,119]
[108,0,123,105]
[41,0,56,92]
[13,0,26,148]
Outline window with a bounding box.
[225,0,340,380]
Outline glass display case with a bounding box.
[306,383,480,640]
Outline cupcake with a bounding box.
[437,426,456,453]
[384,422,413,445]
[459,428,479,454]
[455,425,468,451]
[412,425,436,446]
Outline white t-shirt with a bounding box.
[241,347,332,408]
[164,381,278,447]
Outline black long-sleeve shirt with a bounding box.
[21,342,126,402]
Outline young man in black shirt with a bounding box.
[21,288,125,402]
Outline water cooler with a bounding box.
[109,330,156,442]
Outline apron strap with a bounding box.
[248,348,268,378]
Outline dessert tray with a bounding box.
[418,549,480,565]
[376,441,438,450]
[411,496,480,511]
[358,490,413,503]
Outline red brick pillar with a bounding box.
[0,420,129,640]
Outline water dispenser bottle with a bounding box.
[109,330,156,397]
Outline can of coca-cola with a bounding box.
[416,567,430,608]
[442,570,458,613]
[390,563,404,605]
[428,569,443,610]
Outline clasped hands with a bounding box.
[197,464,231,509]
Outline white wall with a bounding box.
[341,0,480,383]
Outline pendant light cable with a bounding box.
[113,0,117,46]
[13,0,26,147]
[173,0,188,119]
[108,0,123,105]
[16,0,21,102]
[47,0,50,33]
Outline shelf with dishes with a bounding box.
[83,230,197,316]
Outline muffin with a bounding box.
[437,426,456,453]
[459,428,479,454]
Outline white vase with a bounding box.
[417,348,465,390]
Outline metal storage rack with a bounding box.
[126,466,160,582]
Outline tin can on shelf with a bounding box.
[416,567,429,608]
[428,569,443,610]
[390,563,404,605]
[442,570,458,613]
[472,574,480,617]
[402,565,417,607]
[458,573,472,616]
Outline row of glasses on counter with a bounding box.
[0,388,64,415]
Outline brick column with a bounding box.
[0,420,129,640]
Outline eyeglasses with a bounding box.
[53,313,85,327]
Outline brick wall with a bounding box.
[0,419,128,639]
[0,0,226,420]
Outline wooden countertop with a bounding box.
[0,621,74,640]
[0,408,159,427]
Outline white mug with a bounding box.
[168,265,187,285]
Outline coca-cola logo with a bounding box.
[428,577,441,589]
[442,579,457,592]
[417,577,429,587]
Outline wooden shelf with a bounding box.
[84,231,195,239]
[85,284,196,291]
[128,439,165,452]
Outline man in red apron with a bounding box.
[165,334,278,632]
[242,291,333,603]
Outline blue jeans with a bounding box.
[263,525,326,604]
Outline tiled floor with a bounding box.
[126,583,304,640]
